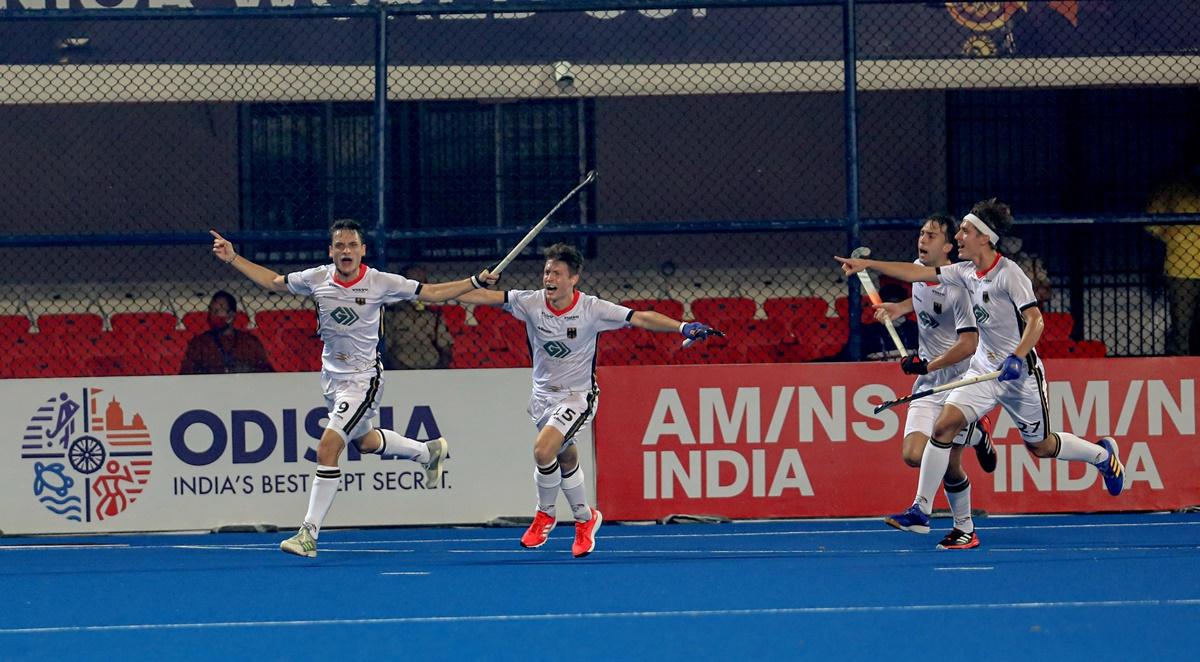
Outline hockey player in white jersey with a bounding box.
[456,243,722,557]
[210,220,497,558]
[836,199,1125,538]
[871,214,996,549]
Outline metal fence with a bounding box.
[1,0,1198,378]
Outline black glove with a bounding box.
[900,355,929,375]
[470,263,502,290]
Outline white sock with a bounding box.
[1054,432,1108,464]
[535,459,561,517]
[943,476,973,533]
[560,466,592,522]
[914,439,952,514]
[304,465,341,540]
[375,428,430,464]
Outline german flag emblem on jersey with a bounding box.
[567,327,577,339]
[356,298,366,306]
[933,302,942,314]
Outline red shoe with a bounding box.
[520,509,556,549]
[936,528,980,550]
[973,413,997,473]
[572,508,603,558]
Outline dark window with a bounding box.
[947,87,1200,216]
[241,99,591,263]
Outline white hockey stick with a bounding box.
[873,370,1003,414]
[850,246,907,358]
[491,170,596,276]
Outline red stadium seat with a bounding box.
[599,344,670,367]
[1039,338,1105,359]
[37,313,103,336]
[620,298,686,321]
[736,319,793,363]
[834,296,878,325]
[1073,339,1107,358]
[428,304,467,335]
[690,297,757,327]
[763,297,829,333]
[1042,312,1074,339]
[110,312,178,337]
[255,309,318,338]
[182,310,249,333]
[16,333,89,378]
[274,328,323,372]
[792,317,848,361]
[471,305,505,327]
[0,314,32,336]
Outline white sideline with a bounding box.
[2,599,1198,635]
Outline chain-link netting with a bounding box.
[1,0,1198,379]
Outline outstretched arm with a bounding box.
[417,269,498,303]
[211,230,289,293]
[629,310,683,333]
[835,256,938,284]
[631,310,724,344]
[453,289,506,306]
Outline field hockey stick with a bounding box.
[491,170,597,276]
[873,370,1003,414]
[849,246,908,358]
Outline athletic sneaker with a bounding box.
[279,523,317,558]
[936,528,980,550]
[520,509,557,549]
[572,508,603,558]
[422,437,449,487]
[883,504,931,534]
[973,413,997,474]
[1095,437,1124,496]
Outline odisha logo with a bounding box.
[21,388,153,523]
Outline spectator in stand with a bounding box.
[382,264,454,370]
[179,291,274,374]
[1146,159,1200,356]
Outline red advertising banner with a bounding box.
[594,358,1198,521]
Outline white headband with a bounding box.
[962,213,1000,244]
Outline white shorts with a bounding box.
[528,389,598,453]
[903,395,974,446]
[944,360,1050,444]
[321,367,384,444]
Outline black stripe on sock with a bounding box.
[561,465,579,479]
[943,476,971,493]
[930,437,954,450]
[316,469,342,479]
[1050,432,1062,458]
[538,460,560,475]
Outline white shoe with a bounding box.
[279,524,317,558]
[422,438,449,487]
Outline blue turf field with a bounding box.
[2,512,1196,661]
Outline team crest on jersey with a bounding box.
[567,327,577,339]
[933,302,942,315]
[982,291,991,303]
[543,341,572,358]
[355,297,366,306]
[330,306,360,325]
[973,304,990,324]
